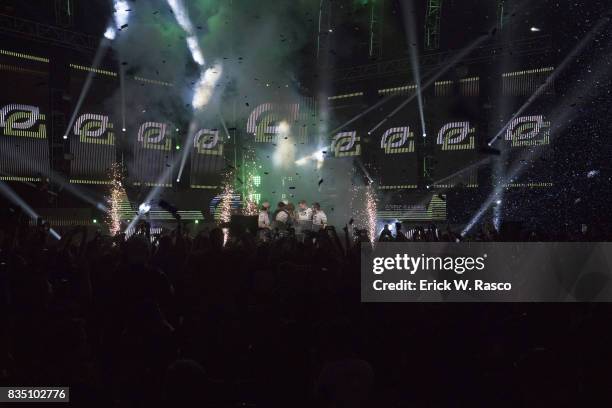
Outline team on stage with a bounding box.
[258,200,328,231]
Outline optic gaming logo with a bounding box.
[332,131,361,157]
[437,122,475,151]
[193,128,223,156]
[380,127,415,154]
[0,104,46,139]
[74,113,114,145]
[505,115,550,147]
[138,122,171,151]
[246,103,302,143]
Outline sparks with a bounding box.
[219,180,234,246]
[243,200,258,216]
[349,181,377,245]
[106,163,124,236]
[365,183,378,245]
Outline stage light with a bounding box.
[496,200,502,205]
[175,145,181,150]
[122,128,126,132]
[166,0,205,66]
[314,150,325,162]
[104,27,116,40]
[63,38,110,145]
[0,181,61,240]
[93,219,98,224]
[530,27,541,32]
[63,135,68,140]
[195,220,199,224]
[103,0,130,41]
[273,121,296,168]
[176,178,181,182]
[192,63,223,110]
[138,202,151,215]
[400,1,428,141]
[113,0,130,29]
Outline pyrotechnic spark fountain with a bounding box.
[219,181,234,246]
[106,163,124,236]
[349,180,378,245]
[243,200,258,216]
[365,183,378,245]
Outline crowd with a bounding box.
[0,210,611,407]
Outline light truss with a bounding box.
[424,0,443,51]
[0,12,97,53]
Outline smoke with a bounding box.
[103,0,366,222]
[192,62,223,109]
[107,0,316,117]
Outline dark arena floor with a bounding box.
[1,0,612,407]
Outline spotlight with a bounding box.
[314,150,325,162]
[93,219,98,224]
[478,145,502,156]
[496,200,502,205]
[138,202,151,215]
[63,135,68,140]
[328,28,333,33]
[176,178,181,182]
[175,145,181,150]
[104,27,116,40]
[530,27,541,32]
[195,220,199,224]
[122,128,126,132]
